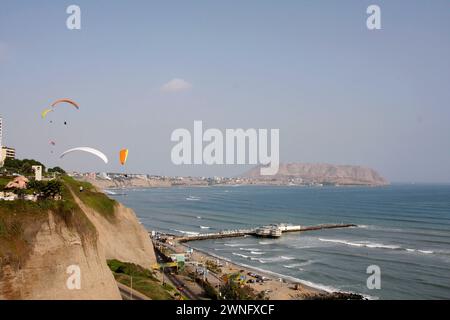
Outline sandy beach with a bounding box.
[164,240,325,300]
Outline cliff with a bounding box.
[83,176,172,190]
[0,178,156,300]
[243,163,388,186]
[79,176,208,190]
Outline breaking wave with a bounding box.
[171,229,200,236]
[319,238,436,255]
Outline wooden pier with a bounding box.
[176,223,357,243]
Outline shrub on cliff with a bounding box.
[107,259,155,279]
[27,180,63,200]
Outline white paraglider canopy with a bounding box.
[60,147,109,164]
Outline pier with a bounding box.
[176,223,357,242]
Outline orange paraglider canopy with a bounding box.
[51,99,80,109]
[120,149,129,165]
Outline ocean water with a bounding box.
[111,185,450,299]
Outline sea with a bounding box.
[108,184,450,299]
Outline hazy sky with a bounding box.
[1,1,449,182]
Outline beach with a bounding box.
[155,235,363,300]
[181,242,324,299]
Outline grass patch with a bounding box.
[107,259,174,300]
[62,176,117,219]
[0,176,13,190]
[0,178,98,270]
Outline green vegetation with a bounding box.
[47,166,66,175]
[219,274,266,300]
[1,158,65,177]
[107,259,174,300]
[205,259,222,274]
[108,259,157,279]
[0,195,95,269]
[193,276,219,299]
[0,175,97,269]
[0,176,11,190]
[24,180,63,199]
[2,158,46,175]
[62,176,117,219]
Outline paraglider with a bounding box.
[60,147,109,164]
[41,108,53,119]
[49,141,55,153]
[51,99,80,109]
[41,98,79,123]
[119,149,128,165]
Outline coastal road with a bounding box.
[155,247,204,300]
[163,271,202,300]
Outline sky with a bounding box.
[0,0,449,182]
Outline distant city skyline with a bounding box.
[1,1,450,182]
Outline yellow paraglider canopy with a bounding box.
[41,108,53,119]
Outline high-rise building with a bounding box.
[0,115,3,148]
[0,147,15,167]
[0,116,16,167]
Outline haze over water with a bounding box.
[113,185,450,299]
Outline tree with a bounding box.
[3,158,46,175]
[28,179,63,200]
[219,280,257,300]
[48,167,66,175]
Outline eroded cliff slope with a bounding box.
[0,178,156,299]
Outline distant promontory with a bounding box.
[242,163,389,186]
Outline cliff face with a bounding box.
[82,177,172,190]
[72,194,156,269]
[1,211,121,299]
[0,186,156,300]
[243,163,388,186]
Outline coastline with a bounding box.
[79,176,388,192]
[182,243,324,299]
[101,187,367,300]
[156,234,366,300]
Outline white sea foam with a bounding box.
[319,238,401,250]
[283,260,316,269]
[250,251,265,255]
[199,226,211,229]
[319,238,438,256]
[357,224,404,232]
[232,253,250,259]
[171,229,200,236]
[253,256,296,264]
[224,243,251,247]
[319,238,365,247]
[418,250,434,254]
[280,256,296,260]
